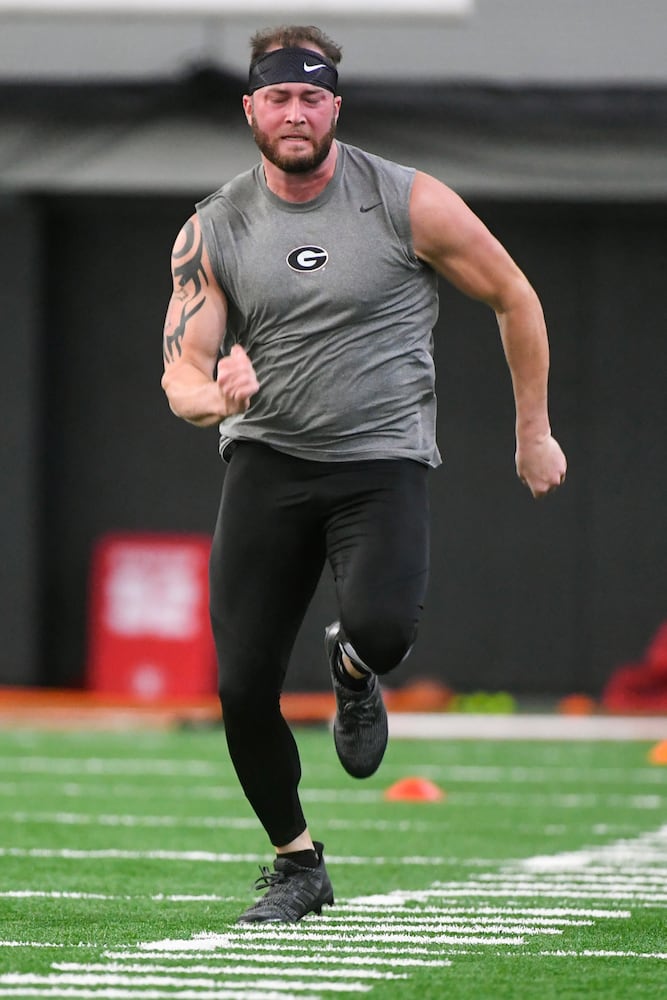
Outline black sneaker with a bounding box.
[236,841,334,924]
[325,621,388,779]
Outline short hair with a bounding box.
[249,25,342,69]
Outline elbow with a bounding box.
[160,368,173,406]
[160,367,173,396]
[161,368,182,418]
[160,371,171,399]
[494,273,541,320]
[160,368,220,427]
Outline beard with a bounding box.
[250,112,338,173]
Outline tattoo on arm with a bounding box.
[163,297,205,364]
[163,219,211,363]
[173,219,209,299]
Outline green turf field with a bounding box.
[0,725,666,999]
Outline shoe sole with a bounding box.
[237,891,335,924]
[333,710,387,778]
[313,891,335,915]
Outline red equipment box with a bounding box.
[86,533,217,700]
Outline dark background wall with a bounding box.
[2,194,665,696]
[0,197,41,685]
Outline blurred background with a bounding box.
[1,0,665,701]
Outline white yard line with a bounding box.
[0,758,220,776]
[0,891,239,902]
[388,713,667,740]
[53,964,406,981]
[452,792,665,807]
[339,903,630,918]
[0,756,662,781]
[0,782,380,804]
[0,847,489,867]
[0,712,665,742]
[535,949,667,959]
[6,803,665,832]
[232,929,527,946]
[104,951,452,968]
[315,914,594,927]
[0,990,323,1000]
[6,812,445,833]
[2,760,664,788]
[8,812,259,830]
[112,945,455,960]
[405,886,667,902]
[0,943,92,950]
[1,973,369,992]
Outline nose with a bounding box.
[285,98,306,124]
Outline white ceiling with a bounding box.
[0,0,666,84]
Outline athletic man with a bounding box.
[161,24,567,924]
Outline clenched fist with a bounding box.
[516,433,567,499]
[216,344,260,415]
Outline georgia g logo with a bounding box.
[286,245,329,272]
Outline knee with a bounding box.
[218,678,280,734]
[214,624,285,721]
[341,615,417,677]
[217,654,276,721]
[218,673,253,720]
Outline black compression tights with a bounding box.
[209,441,430,846]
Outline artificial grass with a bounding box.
[0,726,665,998]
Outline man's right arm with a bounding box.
[161,213,258,426]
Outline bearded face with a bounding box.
[249,109,338,174]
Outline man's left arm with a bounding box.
[410,171,567,498]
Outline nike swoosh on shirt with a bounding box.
[360,202,383,213]
[304,62,327,72]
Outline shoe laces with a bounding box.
[339,681,380,724]
[253,865,286,892]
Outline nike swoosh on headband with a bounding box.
[247,49,338,94]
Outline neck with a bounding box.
[262,141,338,203]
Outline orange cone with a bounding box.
[558,693,597,715]
[648,740,667,765]
[384,776,446,802]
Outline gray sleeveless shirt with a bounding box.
[196,141,441,467]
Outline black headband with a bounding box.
[248,47,338,95]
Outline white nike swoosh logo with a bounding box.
[304,62,327,72]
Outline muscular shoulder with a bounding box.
[340,143,416,248]
[340,142,415,192]
[410,170,499,263]
[196,165,262,222]
[409,170,528,305]
[170,214,216,296]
